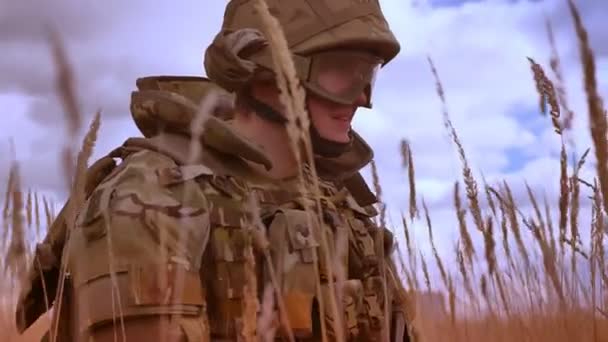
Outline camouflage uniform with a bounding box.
[16,0,415,341]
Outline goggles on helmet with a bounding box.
[297,49,383,108]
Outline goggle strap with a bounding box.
[240,92,289,125]
[252,52,311,81]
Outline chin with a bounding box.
[316,126,351,143]
[329,133,351,143]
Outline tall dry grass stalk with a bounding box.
[454,182,475,267]
[49,112,102,342]
[44,29,104,342]
[567,0,608,216]
[542,192,557,264]
[400,213,420,294]
[5,162,27,285]
[423,199,448,289]
[25,190,32,229]
[241,233,259,342]
[590,178,604,338]
[251,1,344,340]
[427,57,485,238]
[48,28,82,192]
[559,142,570,257]
[401,213,414,266]
[34,192,40,241]
[3,154,16,251]
[481,174,497,219]
[569,158,582,276]
[370,159,391,339]
[371,160,387,230]
[400,139,419,220]
[503,182,531,271]
[420,251,432,293]
[545,17,575,134]
[244,192,295,342]
[527,57,562,134]
[497,191,515,273]
[454,241,473,300]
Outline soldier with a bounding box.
[15,0,414,341]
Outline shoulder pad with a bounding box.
[129,90,272,171]
[130,75,235,139]
[136,75,234,111]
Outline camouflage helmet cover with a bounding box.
[224,0,400,60]
[205,0,401,95]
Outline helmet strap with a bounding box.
[239,91,288,125]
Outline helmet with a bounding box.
[205,0,401,108]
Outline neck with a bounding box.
[230,112,300,180]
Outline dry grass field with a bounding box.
[2,0,608,341]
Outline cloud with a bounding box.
[0,0,227,203]
[0,0,227,126]
[540,0,608,58]
[0,0,130,42]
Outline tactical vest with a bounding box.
[131,142,393,340]
[193,166,390,340]
[16,139,400,342]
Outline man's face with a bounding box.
[249,50,375,143]
[304,49,379,143]
[250,81,368,143]
[306,83,368,143]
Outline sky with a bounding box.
[1,0,607,281]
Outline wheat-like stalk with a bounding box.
[251,1,345,340]
[423,199,448,289]
[545,17,575,134]
[5,162,26,285]
[567,0,608,216]
[400,139,419,220]
[558,142,570,257]
[50,111,102,342]
[427,57,485,236]
[454,181,475,267]
[420,251,432,293]
[527,57,562,135]
[45,30,104,341]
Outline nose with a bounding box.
[353,87,369,107]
